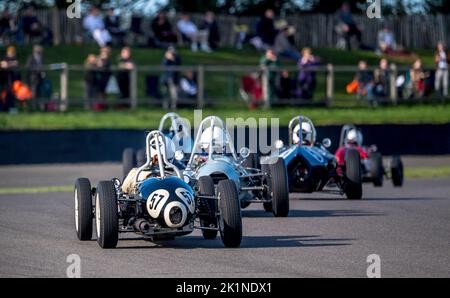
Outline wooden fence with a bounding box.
[29,10,450,49]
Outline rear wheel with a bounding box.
[391,156,404,187]
[344,148,363,200]
[74,178,93,241]
[198,176,218,240]
[95,181,119,249]
[370,152,384,187]
[122,148,136,179]
[218,180,242,248]
[269,158,289,217]
[136,149,146,168]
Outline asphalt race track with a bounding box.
[0,160,449,278]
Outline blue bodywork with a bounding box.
[138,176,193,202]
[276,144,338,193]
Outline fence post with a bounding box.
[262,67,270,109]
[390,63,398,104]
[326,64,334,104]
[60,63,68,111]
[130,68,137,109]
[197,65,205,109]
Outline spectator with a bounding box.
[21,7,43,44]
[180,71,198,99]
[152,11,177,48]
[297,48,320,100]
[104,8,125,46]
[162,46,181,85]
[200,11,220,49]
[274,26,300,62]
[0,46,19,85]
[256,9,277,47]
[373,58,391,98]
[435,42,449,98]
[117,47,135,99]
[26,45,44,100]
[408,59,426,99]
[355,60,374,104]
[277,70,295,100]
[234,24,249,50]
[83,7,111,47]
[377,24,397,54]
[0,9,15,45]
[84,54,98,105]
[96,47,112,99]
[177,14,211,53]
[260,48,280,99]
[0,46,19,111]
[336,2,362,50]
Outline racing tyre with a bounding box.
[122,148,136,179]
[198,176,218,240]
[391,156,404,187]
[261,163,273,213]
[136,149,146,167]
[370,152,384,187]
[218,180,242,248]
[75,178,93,241]
[269,158,289,217]
[344,148,363,200]
[95,181,119,249]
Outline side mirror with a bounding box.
[275,140,284,150]
[174,150,185,161]
[322,138,332,149]
[239,147,250,159]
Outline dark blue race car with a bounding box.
[264,116,363,200]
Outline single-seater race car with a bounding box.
[266,116,363,200]
[335,124,404,187]
[183,116,290,217]
[74,130,242,249]
[122,112,193,178]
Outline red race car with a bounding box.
[335,125,404,187]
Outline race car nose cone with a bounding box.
[163,201,187,228]
[169,206,183,225]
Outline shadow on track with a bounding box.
[242,209,384,218]
[113,235,354,250]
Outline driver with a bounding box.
[345,129,363,146]
[193,126,228,165]
[122,135,175,194]
[293,122,315,146]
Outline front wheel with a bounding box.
[344,148,363,200]
[95,181,119,249]
[370,152,384,187]
[75,178,93,241]
[391,156,404,187]
[269,158,289,217]
[218,180,242,248]
[198,176,218,240]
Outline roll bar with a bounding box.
[186,116,238,169]
[135,131,182,184]
[158,112,190,136]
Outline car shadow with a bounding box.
[242,209,384,218]
[114,235,354,250]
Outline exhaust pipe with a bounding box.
[134,219,151,233]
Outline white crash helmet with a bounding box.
[199,126,228,152]
[293,122,314,145]
[346,129,363,146]
[150,135,176,161]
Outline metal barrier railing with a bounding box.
[1,63,446,111]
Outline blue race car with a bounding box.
[75,131,242,248]
[264,116,363,200]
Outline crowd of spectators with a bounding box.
[0,3,449,111]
